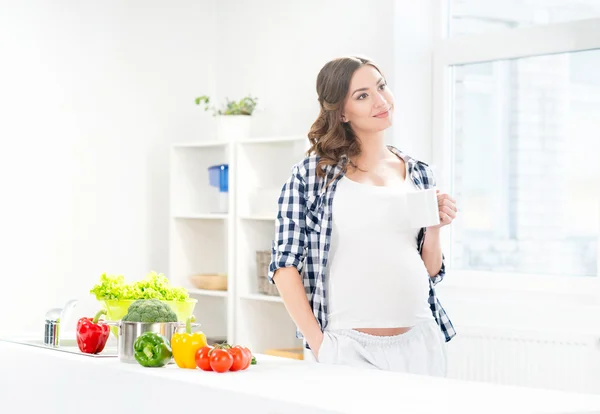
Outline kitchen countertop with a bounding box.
[2,337,600,414]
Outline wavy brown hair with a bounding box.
[307,56,385,177]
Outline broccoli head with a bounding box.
[121,299,178,323]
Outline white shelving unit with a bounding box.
[169,135,309,355]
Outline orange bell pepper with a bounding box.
[171,316,207,369]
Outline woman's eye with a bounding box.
[358,93,368,100]
[379,83,387,90]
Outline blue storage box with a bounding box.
[208,164,229,193]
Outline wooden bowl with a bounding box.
[189,274,228,291]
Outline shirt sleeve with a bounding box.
[268,165,308,283]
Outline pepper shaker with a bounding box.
[44,308,62,347]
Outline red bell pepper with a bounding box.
[76,309,110,354]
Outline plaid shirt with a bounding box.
[268,145,456,345]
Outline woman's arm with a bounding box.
[421,227,443,277]
[273,268,324,355]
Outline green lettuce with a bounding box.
[131,271,189,301]
[90,271,189,302]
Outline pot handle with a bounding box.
[176,322,201,327]
[98,321,120,327]
[177,315,201,329]
[174,322,201,333]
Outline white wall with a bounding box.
[0,0,218,335]
[214,0,396,140]
[392,0,437,162]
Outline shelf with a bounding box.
[170,219,228,291]
[240,294,283,303]
[172,137,305,147]
[238,295,301,353]
[172,141,229,148]
[170,131,308,348]
[237,135,306,145]
[238,214,276,221]
[170,144,230,215]
[173,213,229,220]
[188,289,228,298]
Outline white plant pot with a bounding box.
[216,115,252,141]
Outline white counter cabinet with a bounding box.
[2,339,600,414]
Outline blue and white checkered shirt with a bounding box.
[268,145,456,345]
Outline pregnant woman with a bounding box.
[268,56,457,376]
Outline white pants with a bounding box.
[315,319,447,377]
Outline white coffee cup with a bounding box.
[406,188,440,229]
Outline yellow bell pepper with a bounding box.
[171,316,207,369]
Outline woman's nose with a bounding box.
[374,92,388,107]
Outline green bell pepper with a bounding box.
[133,332,172,368]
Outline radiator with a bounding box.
[446,326,600,394]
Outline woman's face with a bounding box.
[342,65,394,134]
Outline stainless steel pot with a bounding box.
[102,321,200,364]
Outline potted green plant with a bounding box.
[195,95,258,140]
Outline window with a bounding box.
[452,50,600,277]
[433,2,600,286]
[451,0,600,36]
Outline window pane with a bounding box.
[451,0,600,36]
[452,49,600,277]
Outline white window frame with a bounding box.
[431,2,600,298]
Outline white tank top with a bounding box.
[326,166,434,330]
